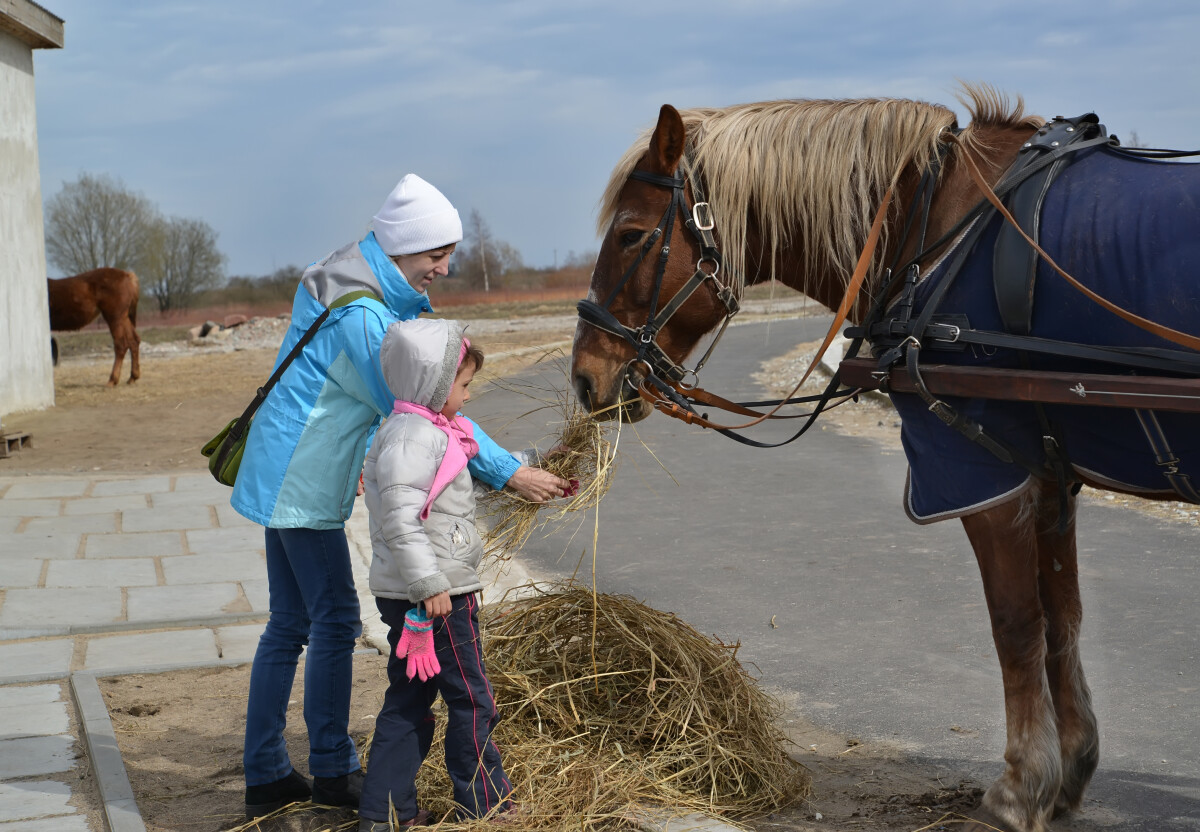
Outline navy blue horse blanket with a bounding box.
[889,146,1200,523]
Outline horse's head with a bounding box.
[572,104,737,422]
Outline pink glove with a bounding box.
[395,607,441,682]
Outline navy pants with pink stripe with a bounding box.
[359,593,513,823]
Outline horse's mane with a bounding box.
[598,83,1043,293]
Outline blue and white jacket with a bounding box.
[230,232,521,529]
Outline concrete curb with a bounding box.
[71,673,147,832]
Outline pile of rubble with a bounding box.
[188,314,292,351]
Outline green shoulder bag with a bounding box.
[201,290,381,486]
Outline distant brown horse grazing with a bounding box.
[48,268,141,385]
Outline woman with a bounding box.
[231,174,570,819]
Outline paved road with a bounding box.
[477,317,1200,831]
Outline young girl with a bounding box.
[359,318,560,828]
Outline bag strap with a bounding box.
[216,290,382,466]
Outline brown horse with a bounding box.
[572,85,1200,832]
[48,268,141,385]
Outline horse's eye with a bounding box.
[619,230,644,248]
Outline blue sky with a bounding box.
[32,1,1200,278]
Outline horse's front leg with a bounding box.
[1032,481,1098,816]
[961,495,1061,832]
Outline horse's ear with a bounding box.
[649,104,686,175]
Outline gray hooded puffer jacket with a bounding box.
[363,318,530,602]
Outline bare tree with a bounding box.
[142,217,226,312]
[44,173,158,275]
[563,250,598,269]
[456,209,524,291]
[468,208,492,292]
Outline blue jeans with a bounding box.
[243,527,363,786]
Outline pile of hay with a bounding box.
[231,585,809,832]
[479,401,617,561]
[411,584,811,828]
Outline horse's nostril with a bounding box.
[572,374,594,411]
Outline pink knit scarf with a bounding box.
[391,401,479,520]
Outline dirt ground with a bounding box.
[98,658,985,832]
[2,317,577,476]
[13,313,1189,831]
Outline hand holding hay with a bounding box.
[482,403,617,560]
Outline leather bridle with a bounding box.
[576,161,867,446]
[576,163,740,395]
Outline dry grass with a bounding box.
[479,585,812,820]
[472,351,621,565]
[229,585,810,832]
[479,397,618,563]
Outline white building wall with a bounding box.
[0,27,54,416]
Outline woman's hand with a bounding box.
[506,465,572,502]
[422,591,453,618]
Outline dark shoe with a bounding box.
[359,809,431,830]
[493,803,525,824]
[312,768,364,808]
[244,768,312,819]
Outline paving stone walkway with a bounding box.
[0,472,274,829]
[0,470,543,831]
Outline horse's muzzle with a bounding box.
[572,365,651,422]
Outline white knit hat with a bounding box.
[372,174,463,256]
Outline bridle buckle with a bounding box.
[716,284,739,316]
[692,201,715,231]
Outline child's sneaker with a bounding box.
[492,803,526,824]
